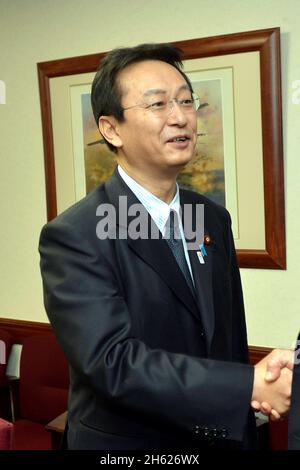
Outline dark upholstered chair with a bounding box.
[269,419,288,450]
[0,418,13,450]
[13,334,69,450]
[0,329,13,419]
[0,329,13,385]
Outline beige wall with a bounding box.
[0,0,299,347]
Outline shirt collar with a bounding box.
[117,165,180,234]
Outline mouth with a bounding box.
[166,135,191,143]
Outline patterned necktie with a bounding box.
[165,210,195,294]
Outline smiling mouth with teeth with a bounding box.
[168,136,189,142]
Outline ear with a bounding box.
[98,116,123,148]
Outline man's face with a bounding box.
[114,60,197,178]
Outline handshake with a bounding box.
[251,349,294,421]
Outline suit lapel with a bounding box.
[181,190,215,351]
[189,247,215,351]
[105,171,201,322]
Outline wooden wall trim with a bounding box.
[0,318,52,343]
[249,345,272,365]
[0,319,272,362]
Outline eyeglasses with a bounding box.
[122,92,200,116]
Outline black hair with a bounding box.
[91,43,192,152]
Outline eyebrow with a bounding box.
[143,84,190,97]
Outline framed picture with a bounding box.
[37,27,285,269]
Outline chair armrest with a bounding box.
[45,411,67,450]
[45,411,67,434]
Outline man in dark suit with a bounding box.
[289,333,300,449]
[39,43,292,450]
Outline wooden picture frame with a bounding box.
[37,27,285,269]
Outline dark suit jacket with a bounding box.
[39,170,257,450]
[288,332,300,450]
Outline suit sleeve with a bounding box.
[288,333,300,449]
[225,211,251,364]
[39,217,254,442]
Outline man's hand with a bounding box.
[251,348,294,420]
[264,348,294,382]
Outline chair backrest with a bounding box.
[19,334,69,424]
[0,329,13,388]
[0,418,13,450]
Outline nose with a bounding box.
[167,100,187,125]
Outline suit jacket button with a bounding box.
[220,427,228,438]
[203,426,210,437]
